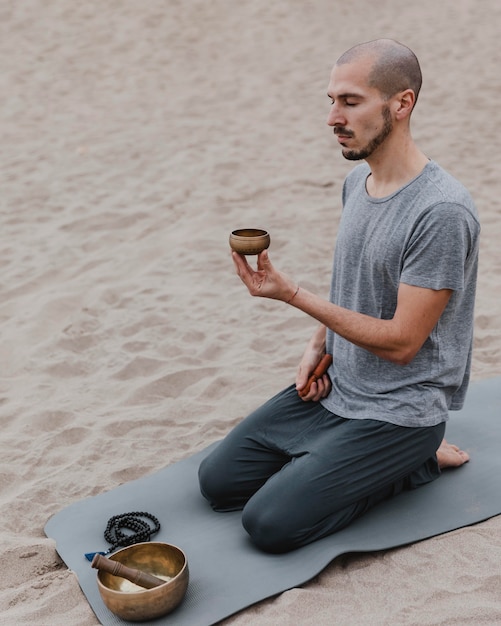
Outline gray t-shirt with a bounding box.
[320,160,480,427]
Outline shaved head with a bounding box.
[337,39,422,106]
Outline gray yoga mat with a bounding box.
[45,376,501,626]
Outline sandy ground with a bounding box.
[1,1,500,624]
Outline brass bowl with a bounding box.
[96,542,189,622]
[229,228,270,255]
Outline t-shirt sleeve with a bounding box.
[400,202,479,291]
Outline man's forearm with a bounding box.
[308,323,327,353]
[290,287,412,365]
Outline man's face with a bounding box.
[326,59,393,161]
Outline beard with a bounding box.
[340,105,393,161]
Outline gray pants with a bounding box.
[198,385,445,553]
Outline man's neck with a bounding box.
[365,139,429,199]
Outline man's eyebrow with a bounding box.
[327,92,364,100]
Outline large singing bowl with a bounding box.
[96,542,189,622]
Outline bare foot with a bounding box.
[436,439,470,469]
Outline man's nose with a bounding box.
[327,104,346,127]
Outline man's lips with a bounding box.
[334,129,353,139]
[336,134,352,144]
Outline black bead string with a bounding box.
[104,512,161,553]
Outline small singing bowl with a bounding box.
[229,228,270,255]
[96,542,189,622]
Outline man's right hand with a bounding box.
[296,347,332,402]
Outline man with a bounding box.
[198,39,480,553]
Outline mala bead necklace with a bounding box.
[105,512,161,551]
[85,511,160,561]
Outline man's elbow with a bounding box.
[386,345,420,367]
[391,353,415,366]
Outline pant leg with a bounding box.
[198,384,330,511]
[198,385,445,554]
[241,417,445,553]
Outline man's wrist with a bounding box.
[285,285,300,305]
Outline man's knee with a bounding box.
[241,503,302,553]
[241,489,395,553]
[198,456,225,505]
[198,454,248,511]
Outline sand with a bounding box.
[1,1,500,624]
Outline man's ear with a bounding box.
[393,89,415,120]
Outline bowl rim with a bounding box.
[96,541,188,595]
[230,228,269,238]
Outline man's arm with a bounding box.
[232,250,452,366]
[290,282,452,366]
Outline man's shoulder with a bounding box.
[421,161,476,211]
